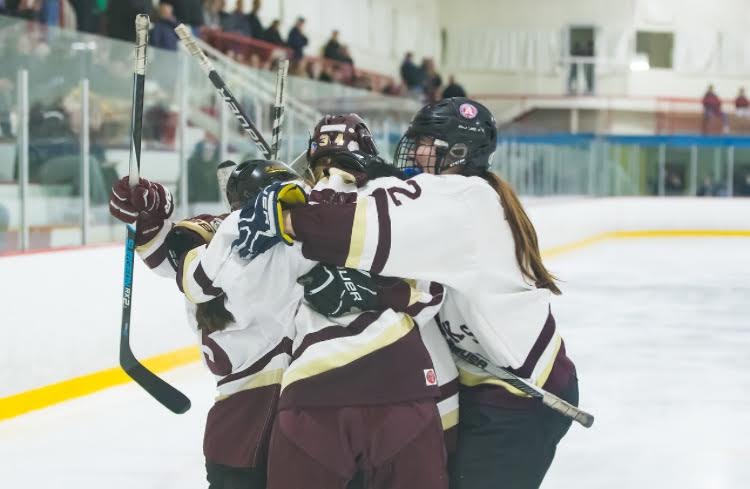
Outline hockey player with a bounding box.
[237,114,454,489]
[234,98,580,489]
[109,160,312,489]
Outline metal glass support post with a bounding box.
[689,145,698,196]
[17,69,29,251]
[219,90,228,164]
[630,145,640,195]
[587,140,596,196]
[657,144,666,196]
[727,146,734,197]
[81,78,90,244]
[178,51,189,217]
[286,114,295,163]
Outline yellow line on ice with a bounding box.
[3,228,749,420]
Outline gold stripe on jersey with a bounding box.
[441,408,459,430]
[344,197,369,269]
[134,220,170,254]
[533,333,562,388]
[181,247,201,304]
[457,365,532,398]
[281,314,414,391]
[215,368,285,401]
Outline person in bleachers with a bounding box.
[702,85,729,134]
[323,30,342,60]
[201,0,224,30]
[105,0,151,42]
[263,19,284,46]
[422,57,442,103]
[150,2,179,51]
[442,75,466,99]
[735,88,749,118]
[246,0,263,40]
[287,16,307,61]
[697,176,716,197]
[164,0,204,34]
[221,0,251,37]
[400,52,424,99]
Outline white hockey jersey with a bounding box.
[135,210,315,467]
[290,173,575,402]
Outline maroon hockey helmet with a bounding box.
[307,114,379,172]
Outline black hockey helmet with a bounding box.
[225,159,300,210]
[394,97,497,176]
[307,113,379,177]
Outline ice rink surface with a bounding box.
[1,237,748,489]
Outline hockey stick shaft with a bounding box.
[174,24,273,160]
[452,345,594,428]
[270,59,289,160]
[121,15,190,414]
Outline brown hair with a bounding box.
[195,295,235,333]
[483,172,561,295]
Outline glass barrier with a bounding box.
[495,133,750,198]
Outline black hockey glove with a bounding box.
[298,263,379,317]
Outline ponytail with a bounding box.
[483,172,561,295]
[195,295,235,333]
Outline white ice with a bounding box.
[1,237,749,489]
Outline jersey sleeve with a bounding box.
[377,277,445,328]
[135,215,175,279]
[290,175,492,286]
[177,211,240,303]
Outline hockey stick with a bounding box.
[270,59,289,160]
[120,14,191,415]
[451,344,594,428]
[174,24,273,160]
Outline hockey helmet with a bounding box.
[394,97,497,176]
[225,159,300,211]
[307,114,379,174]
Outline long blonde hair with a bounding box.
[483,172,561,295]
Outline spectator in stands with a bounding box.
[106,0,151,42]
[702,85,729,134]
[287,16,307,61]
[400,52,423,99]
[582,40,595,94]
[339,45,353,65]
[736,171,750,196]
[69,0,101,33]
[422,57,442,103]
[323,30,342,60]
[735,87,749,118]
[221,0,251,36]
[697,176,715,197]
[664,169,684,195]
[264,19,284,46]
[164,0,204,33]
[246,0,263,39]
[8,0,42,21]
[202,0,224,30]
[150,2,180,51]
[442,75,466,99]
[188,135,220,203]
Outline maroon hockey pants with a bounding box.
[266,399,448,489]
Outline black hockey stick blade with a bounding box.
[120,224,191,414]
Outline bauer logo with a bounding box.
[424,368,438,386]
[459,103,478,119]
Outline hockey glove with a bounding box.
[297,263,380,317]
[109,176,174,224]
[164,214,226,270]
[234,181,307,259]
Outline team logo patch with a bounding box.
[459,103,478,119]
[310,141,318,153]
[347,140,360,152]
[424,368,437,386]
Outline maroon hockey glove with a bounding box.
[109,177,174,224]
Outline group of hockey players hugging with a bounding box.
[108,97,581,489]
